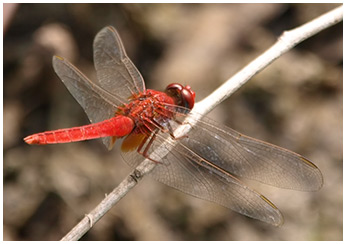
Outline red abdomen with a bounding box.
[24,115,134,145]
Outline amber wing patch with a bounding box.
[121,132,147,152]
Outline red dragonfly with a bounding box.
[24,26,323,226]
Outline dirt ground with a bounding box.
[3,3,342,241]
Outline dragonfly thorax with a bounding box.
[121,89,176,132]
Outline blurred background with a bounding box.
[3,3,342,241]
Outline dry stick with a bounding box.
[61,5,343,241]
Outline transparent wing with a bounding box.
[153,105,323,191]
[52,56,120,148]
[121,104,323,224]
[183,114,323,191]
[93,26,145,100]
[122,129,284,226]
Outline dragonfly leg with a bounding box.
[142,116,189,141]
[143,117,165,131]
[164,122,190,140]
[149,115,189,140]
[136,130,163,164]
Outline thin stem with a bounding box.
[194,4,343,115]
[60,5,342,241]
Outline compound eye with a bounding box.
[181,87,195,109]
[165,83,195,110]
[166,83,184,92]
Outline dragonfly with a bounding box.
[24,26,323,226]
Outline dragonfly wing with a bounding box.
[180,113,323,191]
[121,130,283,226]
[52,56,119,148]
[93,26,146,100]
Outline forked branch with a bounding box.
[61,5,342,241]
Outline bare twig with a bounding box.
[61,5,343,241]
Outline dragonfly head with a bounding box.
[165,83,196,110]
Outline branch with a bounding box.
[194,4,343,115]
[61,5,343,241]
